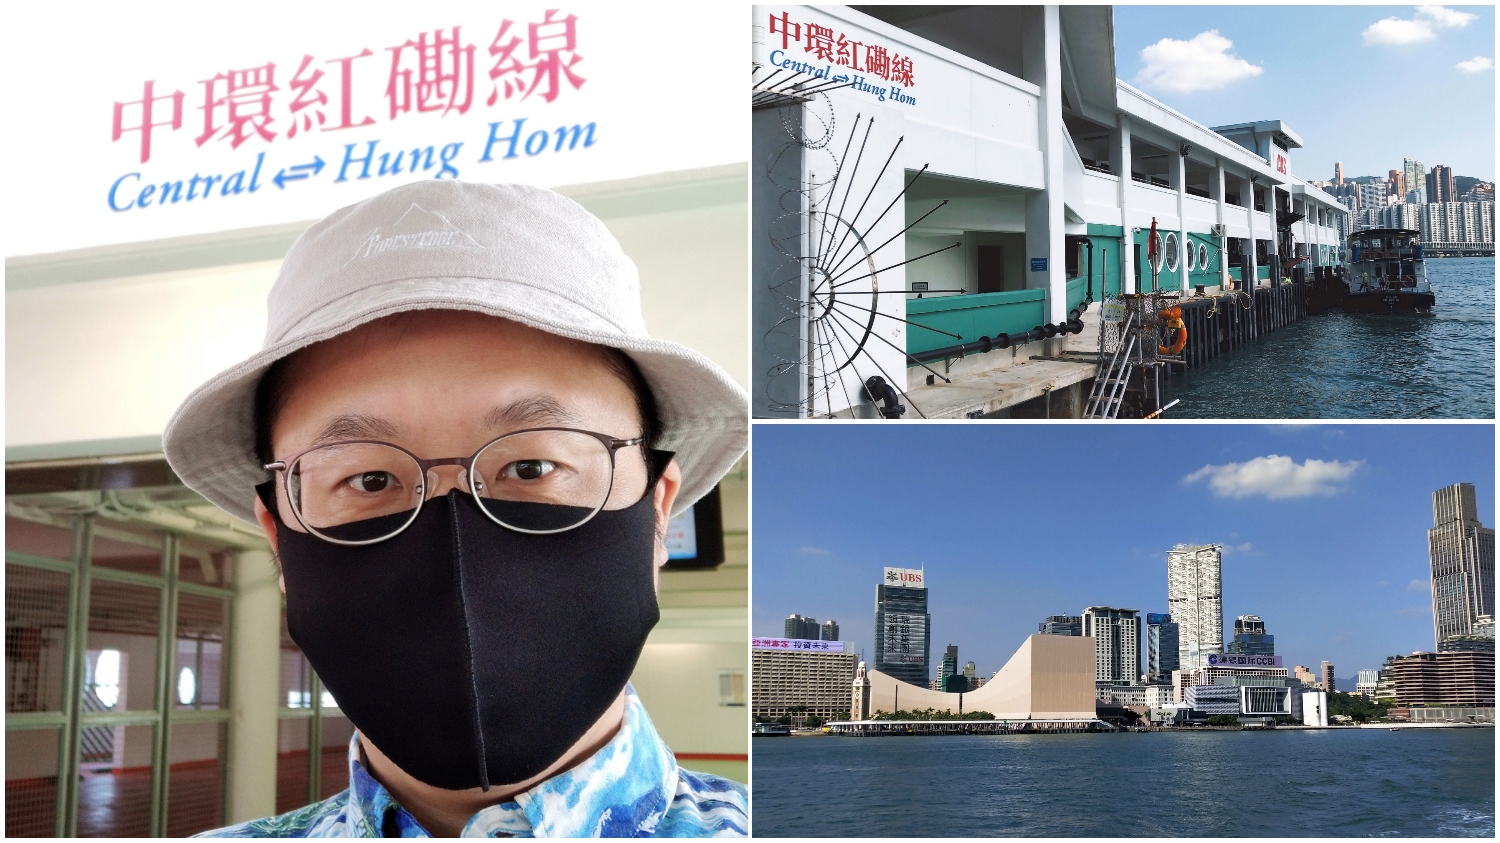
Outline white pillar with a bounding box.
[1245,176,1258,287]
[227,548,282,823]
[1117,115,1135,294]
[1214,159,1228,289]
[1174,147,1188,292]
[1024,5,1067,334]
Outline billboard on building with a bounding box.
[880,611,926,664]
[751,638,845,652]
[1147,613,1171,625]
[1207,654,1282,668]
[883,567,924,588]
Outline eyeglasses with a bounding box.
[263,428,646,545]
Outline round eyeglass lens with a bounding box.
[471,430,622,532]
[288,443,425,542]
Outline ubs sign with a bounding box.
[883,566,924,588]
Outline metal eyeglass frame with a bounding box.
[263,427,646,546]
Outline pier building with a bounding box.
[1427,483,1496,648]
[751,5,1348,418]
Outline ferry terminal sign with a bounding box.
[7,3,744,255]
[1207,654,1282,668]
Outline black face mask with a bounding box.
[260,464,665,792]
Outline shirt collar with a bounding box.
[342,684,677,837]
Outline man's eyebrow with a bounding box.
[311,413,402,445]
[483,395,583,431]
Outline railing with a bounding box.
[1083,162,1114,176]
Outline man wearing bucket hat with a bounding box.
[165,180,748,837]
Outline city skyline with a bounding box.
[1113,6,1495,182]
[753,424,1494,685]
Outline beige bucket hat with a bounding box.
[163,179,747,524]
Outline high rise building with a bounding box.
[784,614,820,639]
[1294,665,1317,687]
[1321,661,1335,692]
[1146,613,1179,682]
[1167,544,1223,670]
[1038,615,1083,636]
[874,567,930,686]
[821,620,840,641]
[1227,615,1275,656]
[1357,181,1389,215]
[1083,606,1141,685]
[1403,158,1426,203]
[1428,483,1496,647]
[1334,161,1344,185]
[1356,669,1379,697]
[1388,169,1405,198]
[1427,164,1457,204]
[940,645,958,683]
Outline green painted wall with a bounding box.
[906,289,1046,355]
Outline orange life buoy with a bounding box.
[1158,306,1186,355]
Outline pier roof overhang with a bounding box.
[1209,119,1305,150]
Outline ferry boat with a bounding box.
[1307,228,1434,315]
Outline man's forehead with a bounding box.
[307,396,589,447]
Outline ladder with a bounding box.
[1083,311,1135,419]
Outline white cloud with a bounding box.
[1221,542,1254,555]
[1407,578,1430,593]
[1419,5,1479,27]
[1183,455,1363,499]
[1135,30,1263,93]
[1376,580,1390,587]
[798,545,831,556]
[1363,6,1477,45]
[1457,56,1495,73]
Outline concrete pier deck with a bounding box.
[903,302,1102,419]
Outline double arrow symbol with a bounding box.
[273,156,326,189]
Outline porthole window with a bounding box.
[1162,232,1179,272]
[1198,243,1209,270]
[177,666,197,706]
[1185,241,1196,271]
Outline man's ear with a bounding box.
[651,458,683,575]
[253,495,286,594]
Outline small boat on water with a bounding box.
[1306,228,1435,315]
[753,723,792,737]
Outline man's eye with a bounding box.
[347,471,396,493]
[503,459,556,481]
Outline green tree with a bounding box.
[1206,714,1240,727]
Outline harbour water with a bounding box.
[751,728,1495,837]
[1163,257,1495,418]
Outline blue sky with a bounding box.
[752,423,1494,684]
[1113,5,1495,182]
